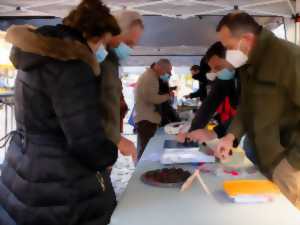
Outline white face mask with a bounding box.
[226,40,248,68]
[206,72,218,81]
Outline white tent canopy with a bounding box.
[0,0,299,66]
[0,0,298,19]
[125,15,285,66]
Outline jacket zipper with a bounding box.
[96,172,106,192]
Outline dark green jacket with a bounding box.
[229,29,300,176]
[99,50,122,145]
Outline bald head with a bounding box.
[157,59,171,70]
[153,58,172,77]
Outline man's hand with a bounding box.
[118,136,137,162]
[163,93,171,101]
[215,133,235,162]
[176,132,187,143]
[169,91,175,97]
[187,129,217,143]
[184,94,191,99]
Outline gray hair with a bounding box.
[157,58,171,70]
[113,10,144,34]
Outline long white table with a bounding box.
[110,129,300,225]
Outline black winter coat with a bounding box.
[189,58,211,101]
[189,73,209,101]
[157,79,180,126]
[0,24,118,225]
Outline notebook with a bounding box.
[223,180,280,203]
[164,140,199,149]
[161,140,215,165]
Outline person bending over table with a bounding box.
[99,10,144,162]
[156,64,180,127]
[0,1,121,224]
[135,59,173,159]
[216,12,300,209]
[184,62,210,102]
[177,42,239,145]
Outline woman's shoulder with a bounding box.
[44,59,97,86]
[6,24,100,76]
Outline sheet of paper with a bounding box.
[161,148,215,164]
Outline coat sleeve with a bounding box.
[227,107,245,142]
[46,61,118,171]
[227,76,245,142]
[189,88,202,99]
[99,58,122,145]
[285,54,300,169]
[213,119,232,138]
[189,80,207,100]
[189,80,227,131]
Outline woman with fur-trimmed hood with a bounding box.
[0,0,121,225]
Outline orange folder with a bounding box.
[224,180,280,197]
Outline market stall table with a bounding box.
[109,129,300,225]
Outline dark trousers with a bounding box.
[137,120,157,160]
[243,135,257,165]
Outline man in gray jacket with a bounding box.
[135,59,172,159]
[100,10,144,161]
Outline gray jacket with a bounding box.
[99,50,122,144]
[135,68,170,124]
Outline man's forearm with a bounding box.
[227,111,245,142]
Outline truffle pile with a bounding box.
[144,168,191,183]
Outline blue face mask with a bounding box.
[217,68,235,80]
[114,42,133,60]
[160,74,170,82]
[96,45,108,63]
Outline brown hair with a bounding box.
[190,65,200,71]
[63,0,121,39]
[216,12,262,37]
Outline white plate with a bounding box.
[164,122,190,135]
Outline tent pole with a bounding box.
[297,0,300,13]
[296,16,300,45]
[286,0,296,16]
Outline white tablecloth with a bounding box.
[110,129,300,225]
